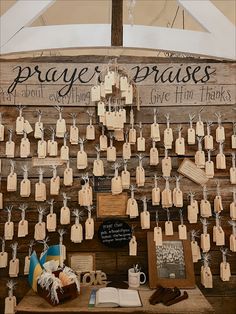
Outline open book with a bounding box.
[95,287,142,308]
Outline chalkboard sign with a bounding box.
[98,219,132,248]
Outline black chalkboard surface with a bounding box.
[98,219,132,248]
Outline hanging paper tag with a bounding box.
[204,135,214,150]
[187,204,198,223]
[120,76,128,91]
[71,224,83,243]
[129,236,137,256]
[16,116,24,134]
[60,207,70,225]
[216,126,225,143]
[86,125,95,140]
[24,255,31,275]
[127,198,139,218]
[70,126,79,144]
[77,150,88,169]
[56,119,66,138]
[187,127,195,145]
[140,211,150,229]
[136,166,145,187]
[214,196,223,213]
[60,145,69,161]
[0,124,4,141]
[230,202,236,220]
[220,262,231,281]
[152,187,160,205]
[230,167,236,184]
[48,140,58,157]
[9,258,19,277]
[191,241,201,263]
[46,213,57,232]
[20,179,31,197]
[230,234,236,252]
[161,157,172,177]
[105,112,115,130]
[5,296,16,314]
[20,138,30,158]
[195,151,205,168]
[34,121,43,138]
[91,85,101,102]
[125,84,133,104]
[50,176,60,195]
[129,128,136,144]
[111,176,123,195]
[37,140,47,158]
[64,167,73,186]
[0,192,3,210]
[123,143,131,160]
[0,251,8,268]
[6,141,15,158]
[151,123,160,141]
[35,182,46,201]
[215,227,225,246]
[175,138,185,155]
[164,128,173,149]
[232,134,236,149]
[34,222,46,240]
[85,218,94,240]
[200,200,212,218]
[107,146,116,162]
[200,233,210,252]
[205,161,214,178]
[121,171,130,189]
[18,220,28,237]
[178,224,187,240]
[24,120,33,134]
[93,159,104,177]
[154,226,162,246]
[216,153,226,169]
[196,121,204,136]
[97,101,105,116]
[150,147,159,166]
[4,221,14,240]
[165,221,174,236]
[7,173,17,192]
[100,135,108,151]
[137,137,145,151]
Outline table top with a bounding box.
[16,285,214,314]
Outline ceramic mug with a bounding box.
[128,268,146,288]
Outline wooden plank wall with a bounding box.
[0,56,235,313]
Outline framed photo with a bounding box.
[97,192,128,218]
[67,253,96,273]
[147,232,195,288]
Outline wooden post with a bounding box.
[111,0,123,46]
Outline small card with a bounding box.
[165,221,174,236]
[34,222,46,240]
[187,127,195,145]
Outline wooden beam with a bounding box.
[111,0,123,46]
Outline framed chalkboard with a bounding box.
[98,219,132,248]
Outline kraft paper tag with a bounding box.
[105,112,115,130]
[200,233,210,252]
[64,167,73,186]
[196,121,204,136]
[24,120,33,134]
[7,173,17,192]
[173,189,183,207]
[56,119,66,138]
[34,222,46,240]
[151,123,160,141]
[37,140,47,158]
[220,262,231,281]
[48,140,58,156]
[119,108,126,123]
[178,224,187,239]
[216,153,226,169]
[0,192,2,209]
[137,137,145,151]
[0,251,8,268]
[113,111,123,129]
[60,145,69,161]
[191,241,201,263]
[129,128,136,144]
[6,141,15,158]
[121,170,130,189]
[111,176,123,195]
[4,221,14,240]
[5,296,16,314]
[34,121,43,138]
[85,218,94,240]
[120,76,128,91]
[77,150,88,169]
[152,187,160,205]
[205,161,214,178]
[129,236,137,256]
[214,226,225,246]
[125,84,133,104]
[20,179,31,197]
[214,196,223,213]
[162,157,172,177]
[187,127,195,145]
[175,138,185,155]
[230,167,236,184]
[91,85,101,102]
[93,159,104,177]
[24,255,30,275]
[97,101,105,116]
[201,266,213,288]
[187,203,198,223]
[100,135,108,151]
[71,224,83,243]
[70,126,79,144]
[123,143,131,159]
[162,189,172,208]
[200,200,212,217]
[114,129,124,141]
[230,234,236,252]
[216,126,225,143]
[50,176,60,195]
[165,221,174,236]
[0,124,4,141]
[18,219,28,237]
[232,135,236,149]
[60,207,70,225]
[150,147,159,166]
[107,146,116,162]
[164,128,173,149]
[86,124,95,140]
[16,116,24,134]
[154,226,162,246]
[140,211,150,229]
[195,150,205,168]
[136,166,145,187]
[46,213,57,232]
[20,138,30,158]
[204,135,214,150]
[9,258,19,277]
[127,198,139,218]
[230,202,236,219]
[35,182,46,201]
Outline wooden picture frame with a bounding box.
[67,253,96,273]
[147,232,195,288]
[97,192,128,218]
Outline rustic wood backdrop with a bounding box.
[0,56,235,313]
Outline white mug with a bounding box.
[128,268,146,288]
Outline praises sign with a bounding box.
[98,219,132,248]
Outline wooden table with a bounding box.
[16,285,214,314]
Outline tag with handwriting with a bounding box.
[175,138,185,155]
[91,85,101,102]
[24,120,33,134]
[35,121,43,138]
[205,161,214,178]
[16,116,24,134]
[35,182,46,201]
[162,157,172,177]
[140,211,150,229]
[151,123,160,142]
[60,145,69,161]
[220,262,231,281]
[129,128,136,144]
[121,170,130,189]
[164,128,173,149]
[216,126,225,143]
[200,200,212,218]
[123,143,131,160]
[196,121,204,136]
